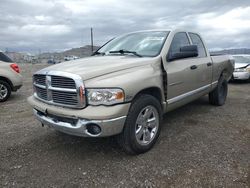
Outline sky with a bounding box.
[0,0,250,54]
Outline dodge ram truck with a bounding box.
[0,51,22,102]
[28,29,234,154]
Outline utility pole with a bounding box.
[90,27,94,53]
[38,48,41,64]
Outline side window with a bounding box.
[169,32,190,56]
[0,52,13,62]
[189,33,207,57]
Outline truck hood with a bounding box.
[39,56,156,80]
[235,63,250,69]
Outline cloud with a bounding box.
[0,0,250,53]
[5,24,71,37]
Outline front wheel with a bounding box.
[209,76,228,106]
[116,94,162,155]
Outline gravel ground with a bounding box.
[0,64,249,188]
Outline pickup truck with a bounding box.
[28,29,234,154]
[0,51,22,102]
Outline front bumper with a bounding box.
[28,96,130,137]
[33,109,126,137]
[233,72,250,80]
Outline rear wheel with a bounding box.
[117,94,162,155]
[0,80,11,102]
[209,76,228,106]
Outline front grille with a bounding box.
[33,72,85,108]
[52,91,78,105]
[36,87,47,100]
[33,74,46,85]
[51,76,76,89]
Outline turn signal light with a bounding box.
[115,91,124,100]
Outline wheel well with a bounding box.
[133,87,162,104]
[0,76,14,90]
[220,69,230,81]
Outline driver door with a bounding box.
[163,32,201,105]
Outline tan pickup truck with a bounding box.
[28,29,234,154]
[0,52,22,102]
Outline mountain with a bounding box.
[6,47,250,64]
[4,45,100,63]
[211,48,250,55]
[39,45,100,62]
[5,51,36,63]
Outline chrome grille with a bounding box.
[33,71,85,108]
[36,87,47,100]
[52,91,78,105]
[33,74,46,85]
[51,76,76,89]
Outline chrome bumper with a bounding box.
[33,109,126,137]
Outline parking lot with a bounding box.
[0,63,249,187]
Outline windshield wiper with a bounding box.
[109,49,142,57]
[92,51,105,56]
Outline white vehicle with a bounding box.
[0,51,22,102]
[64,55,79,61]
[232,55,250,81]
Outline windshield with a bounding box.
[0,52,13,62]
[233,56,250,64]
[97,31,169,57]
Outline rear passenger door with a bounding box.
[188,33,213,88]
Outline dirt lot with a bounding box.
[0,63,249,187]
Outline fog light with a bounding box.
[86,123,101,135]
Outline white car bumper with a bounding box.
[233,72,250,80]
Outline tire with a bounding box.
[0,80,11,102]
[209,76,228,106]
[117,94,162,155]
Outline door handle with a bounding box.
[190,65,197,70]
[207,62,212,66]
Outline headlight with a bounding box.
[234,68,247,72]
[87,88,125,105]
[247,67,250,73]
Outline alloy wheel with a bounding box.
[0,84,8,100]
[135,105,159,145]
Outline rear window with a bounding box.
[0,52,13,62]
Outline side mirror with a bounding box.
[168,45,198,61]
